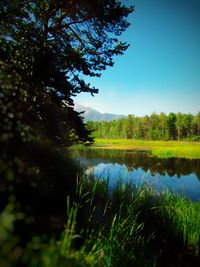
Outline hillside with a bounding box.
[75,103,126,122]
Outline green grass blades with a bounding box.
[2,178,200,267]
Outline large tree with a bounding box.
[0,0,133,147]
[0,0,133,238]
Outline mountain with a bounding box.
[74,103,126,122]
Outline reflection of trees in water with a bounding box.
[77,149,200,180]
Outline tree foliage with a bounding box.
[0,0,133,236]
[87,112,200,141]
[0,0,133,180]
[0,0,133,147]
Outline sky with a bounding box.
[74,0,200,116]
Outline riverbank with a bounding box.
[3,178,199,267]
[91,139,200,159]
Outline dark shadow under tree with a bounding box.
[0,0,133,234]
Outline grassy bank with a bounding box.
[92,139,200,159]
[2,177,200,267]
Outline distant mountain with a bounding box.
[74,103,126,122]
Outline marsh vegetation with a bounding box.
[92,139,200,159]
[2,174,200,267]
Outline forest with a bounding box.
[87,112,200,140]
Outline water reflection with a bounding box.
[77,149,200,201]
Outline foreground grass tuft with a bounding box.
[1,178,200,267]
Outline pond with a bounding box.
[76,149,200,201]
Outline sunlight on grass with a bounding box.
[92,139,200,159]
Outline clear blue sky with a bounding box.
[75,0,200,116]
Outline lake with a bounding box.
[76,149,200,201]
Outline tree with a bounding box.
[176,112,183,141]
[0,0,133,236]
[193,112,200,136]
[159,112,168,140]
[126,115,134,139]
[182,113,193,138]
[0,0,133,186]
[149,113,160,140]
[167,112,177,140]
[117,118,126,139]
[141,115,150,139]
[0,0,133,148]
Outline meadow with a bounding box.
[92,139,200,159]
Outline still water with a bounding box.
[77,149,200,201]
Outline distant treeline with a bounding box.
[87,112,200,140]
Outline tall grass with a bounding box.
[155,191,200,254]
[1,176,200,266]
[77,178,200,266]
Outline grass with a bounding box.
[63,180,200,266]
[84,181,200,266]
[2,177,200,267]
[156,192,200,251]
[91,138,200,159]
